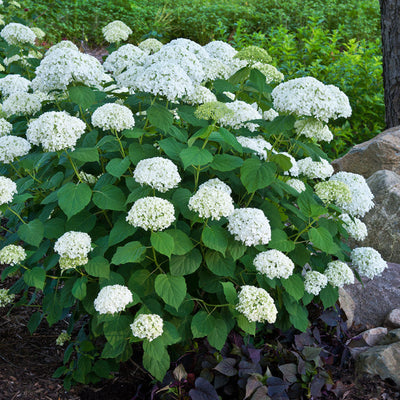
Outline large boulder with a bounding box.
[332,126,400,178]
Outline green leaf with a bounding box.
[202,225,228,255]
[108,218,137,246]
[166,229,193,255]
[263,115,296,135]
[24,267,46,290]
[268,229,295,252]
[208,318,228,350]
[69,85,96,109]
[237,314,256,335]
[69,147,99,163]
[65,210,96,233]
[122,128,145,138]
[125,186,151,204]
[308,227,335,253]
[93,184,126,211]
[228,66,251,84]
[104,315,131,347]
[210,154,244,172]
[227,239,247,261]
[298,191,327,217]
[57,182,92,219]
[249,68,269,93]
[151,231,174,257]
[72,276,88,300]
[85,256,110,278]
[221,281,238,305]
[240,158,276,192]
[18,219,44,247]
[217,128,243,152]
[191,311,215,338]
[283,293,309,332]
[143,337,167,361]
[158,137,186,161]
[205,251,236,277]
[270,153,293,171]
[281,274,304,301]
[155,274,186,309]
[143,350,170,381]
[111,241,147,265]
[27,311,42,334]
[179,147,213,169]
[319,285,339,308]
[106,157,130,178]
[101,341,126,358]
[147,104,173,132]
[170,248,202,276]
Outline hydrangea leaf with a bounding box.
[237,314,256,335]
[151,231,175,257]
[191,311,215,338]
[240,158,276,193]
[205,250,236,277]
[268,229,295,252]
[170,248,202,276]
[210,154,243,172]
[105,157,130,178]
[147,103,173,132]
[166,229,194,255]
[319,285,339,308]
[281,274,304,301]
[57,182,92,219]
[207,318,228,350]
[68,85,96,110]
[69,147,99,163]
[179,147,213,169]
[18,218,44,247]
[72,276,88,300]
[93,184,126,211]
[202,225,229,255]
[103,315,132,347]
[23,266,45,290]
[155,274,186,310]
[85,256,110,278]
[308,227,335,253]
[142,349,170,381]
[111,241,147,265]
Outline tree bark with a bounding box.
[380,0,400,128]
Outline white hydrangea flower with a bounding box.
[237,135,272,160]
[272,77,352,122]
[2,92,42,116]
[102,20,132,43]
[304,270,328,295]
[94,284,133,314]
[253,62,284,84]
[132,62,195,101]
[330,172,374,217]
[0,244,26,266]
[103,44,145,75]
[294,118,333,142]
[0,74,30,97]
[184,85,217,105]
[188,178,234,220]
[138,38,163,54]
[0,22,36,45]
[31,27,45,40]
[263,108,279,121]
[54,231,92,271]
[324,260,355,287]
[204,40,237,64]
[236,285,277,323]
[91,103,135,132]
[297,157,334,180]
[286,178,306,193]
[218,100,261,132]
[351,247,387,279]
[130,314,163,342]
[133,157,181,192]
[56,330,71,346]
[0,176,17,205]
[227,208,271,246]
[340,213,368,241]
[201,58,233,81]
[4,49,42,67]
[0,118,12,136]
[78,171,99,185]
[115,64,145,89]
[126,197,175,231]
[44,40,79,57]
[166,38,210,59]
[26,111,86,152]
[0,136,31,163]
[314,180,352,208]
[0,288,15,307]
[279,151,299,177]
[253,250,295,279]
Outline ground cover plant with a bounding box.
[0,6,390,399]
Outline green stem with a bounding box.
[112,129,126,158]
[7,206,26,224]
[65,151,83,183]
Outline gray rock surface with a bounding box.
[385,309,400,328]
[338,287,355,328]
[332,126,400,178]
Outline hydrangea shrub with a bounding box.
[0,18,387,388]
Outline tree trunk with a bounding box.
[380,0,400,128]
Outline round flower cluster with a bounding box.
[194,101,234,121]
[103,44,145,75]
[286,178,306,193]
[0,136,31,163]
[227,208,271,246]
[218,100,261,132]
[188,178,234,220]
[297,157,334,180]
[234,46,272,64]
[91,103,135,132]
[184,85,217,105]
[133,157,181,192]
[272,77,352,122]
[263,108,279,121]
[201,58,232,81]
[236,285,277,323]
[44,40,79,57]
[351,247,387,279]
[126,197,175,231]
[314,180,352,208]
[0,244,26,266]
[324,260,355,287]
[237,136,272,160]
[0,289,15,307]
[294,118,333,142]
[253,62,284,84]
[102,20,132,43]
[0,118,12,137]
[56,330,71,346]
[203,40,238,64]
[26,111,86,152]
[0,22,36,45]
[304,270,328,295]
[253,249,295,279]
[0,74,30,97]
[78,171,99,185]
[340,214,368,241]
[0,176,17,205]
[167,38,210,59]
[2,92,42,117]
[330,172,374,217]
[94,284,133,314]
[54,231,92,271]
[130,314,164,342]
[138,38,163,54]
[279,152,299,177]
[31,27,46,40]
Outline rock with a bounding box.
[338,287,355,328]
[378,328,400,345]
[332,126,400,178]
[343,263,400,329]
[356,342,400,386]
[361,327,388,346]
[361,170,400,263]
[385,309,400,328]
